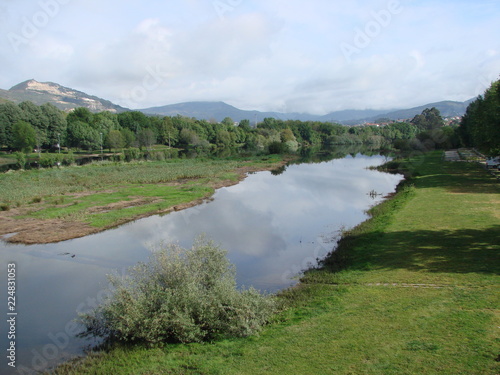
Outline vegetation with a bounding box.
[78,237,277,345]
[50,152,499,375]
[4,78,499,373]
[0,155,286,243]
[460,79,500,156]
[0,98,460,164]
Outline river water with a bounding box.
[0,153,403,374]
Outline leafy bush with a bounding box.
[78,237,277,345]
[14,152,26,169]
[112,153,125,162]
[63,151,75,166]
[268,141,287,154]
[39,153,56,168]
[164,148,179,159]
[124,147,141,162]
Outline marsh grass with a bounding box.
[1,156,281,231]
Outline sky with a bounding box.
[0,0,499,114]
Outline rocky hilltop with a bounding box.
[1,79,128,113]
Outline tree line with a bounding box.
[0,99,464,159]
[459,79,500,156]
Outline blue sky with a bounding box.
[1,0,499,114]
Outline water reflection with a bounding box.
[0,153,402,374]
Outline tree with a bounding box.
[19,101,49,146]
[215,129,234,149]
[41,103,67,147]
[121,128,136,148]
[157,117,179,147]
[67,120,100,150]
[179,128,199,147]
[280,128,296,142]
[12,121,37,153]
[136,128,155,150]
[238,119,251,131]
[221,117,234,127]
[92,111,120,134]
[106,130,125,151]
[67,107,93,125]
[0,102,24,148]
[460,79,500,155]
[411,107,444,131]
[118,111,151,133]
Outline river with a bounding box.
[0,152,403,374]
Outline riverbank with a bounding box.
[48,150,500,375]
[0,155,288,244]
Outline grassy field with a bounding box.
[51,151,499,374]
[0,155,285,243]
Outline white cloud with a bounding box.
[0,0,499,112]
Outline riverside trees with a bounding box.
[0,99,466,156]
[460,79,500,156]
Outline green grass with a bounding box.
[0,156,283,231]
[50,151,500,375]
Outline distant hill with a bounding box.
[141,99,474,124]
[0,79,129,113]
[1,79,475,122]
[140,101,304,124]
[347,100,476,125]
[140,102,395,123]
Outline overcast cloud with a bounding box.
[1,0,499,114]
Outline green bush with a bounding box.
[164,148,179,159]
[124,148,141,162]
[112,153,125,162]
[78,237,276,345]
[14,152,26,169]
[40,153,56,168]
[63,151,75,166]
[268,141,287,154]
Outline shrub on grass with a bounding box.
[40,153,55,168]
[78,237,277,345]
[63,151,75,166]
[124,148,141,162]
[112,153,125,162]
[14,152,26,169]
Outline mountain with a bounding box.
[140,102,396,123]
[0,79,129,113]
[140,101,307,123]
[347,100,475,125]
[141,99,473,124]
[1,79,474,122]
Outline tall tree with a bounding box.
[67,120,100,150]
[67,107,93,125]
[136,128,155,150]
[12,120,37,153]
[106,130,125,151]
[19,101,49,146]
[460,80,500,155]
[121,128,136,148]
[40,103,67,147]
[0,102,24,148]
